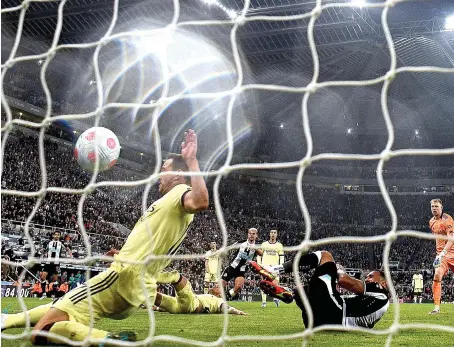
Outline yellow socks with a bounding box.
[47,321,109,343]
[3,303,52,329]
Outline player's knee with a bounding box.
[320,251,334,264]
[173,276,187,291]
[31,322,56,345]
[433,273,443,282]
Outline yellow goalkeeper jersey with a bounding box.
[111,184,194,307]
[205,250,220,274]
[259,241,284,266]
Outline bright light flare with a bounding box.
[445,15,454,30]
[351,0,366,8]
[200,0,237,20]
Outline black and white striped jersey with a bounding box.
[47,240,63,262]
[343,282,390,328]
[229,240,257,272]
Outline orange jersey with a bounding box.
[429,213,454,258]
[31,282,42,294]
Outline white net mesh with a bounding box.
[1,0,454,346]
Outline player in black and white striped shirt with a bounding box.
[39,231,70,299]
[251,250,390,329]
[216,228,263,300]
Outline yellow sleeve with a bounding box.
[168,184,192,213]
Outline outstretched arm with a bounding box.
[181,129,209,213]
[225,304,248,315]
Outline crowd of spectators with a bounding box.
[1,127,453,302]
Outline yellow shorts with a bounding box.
[54,269,154,324]
[160,281,199,314]
[204,272,218,283]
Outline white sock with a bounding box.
[313,251,322,265]
[272,264,284,274]
[434,305,440,310]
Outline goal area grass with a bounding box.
[2,298,453,347]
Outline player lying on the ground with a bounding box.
[151,270,247,315]
[212,228,263,300]
[1,271,246,332]
[3,130,209,345]
[250,250,390,329]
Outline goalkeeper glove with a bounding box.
[433,250,447,268]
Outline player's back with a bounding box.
[229,240,257,271]
[197,294,224,313]
[429,213,454,257]
[47,240,63,261]
[343,282,389,328]
[112,184,193,306]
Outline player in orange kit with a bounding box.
[428,199,454,314]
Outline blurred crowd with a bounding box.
[1,128,453,303]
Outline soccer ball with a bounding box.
[74,127,120,172]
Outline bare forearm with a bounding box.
[442,240,454,254]
[187,159,209,209]
[338,273,364,295]
[227,305,247,315]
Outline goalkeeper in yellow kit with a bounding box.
[257,230,284,307]
[9,130,209,345]
[2,271,246,333]
[152,271,247,315]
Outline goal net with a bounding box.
[1,0,454,346]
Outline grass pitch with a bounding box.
[1,298,453,347]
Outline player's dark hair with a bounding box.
[166,153,190,185]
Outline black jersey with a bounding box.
[343,282,389,328]
[47,240,63,262]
